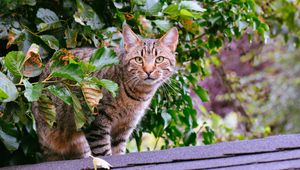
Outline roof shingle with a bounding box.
[2,134,300,170]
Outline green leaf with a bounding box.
[74,0,103,30]
[89,47,119,70]
[52,63,84,82]
[202,126,215,145]
[40,35,59,50]
[47,85,72,105]
[183,130,196,145]
[23,80,43,102]
[91,78,118,97]
[4,51,25,77]
[179,1,206,12]
[38,94,57,127]
[36,8,62,32]
[141,0,162,15]
[0,72,18,102]
[193,85,209,102]
[6,28,25,48]
[163,4,179,17]
[0,88,9,101]
[65,28,78,48]
[180,9,193,18]
[71,93,86,129]
[161,111,172,129]
[0,121,19,152]
[22,0,36,6]
[154,20,173,32]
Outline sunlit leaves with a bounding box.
[179,1,206,12]
[154,20,172,32]
[0,72,18,102]
[89,47,119,70]
[23,80,43,102]
[141,0,162,15]
[163,4,179,17]
[0,89,9,101]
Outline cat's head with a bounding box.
[121,25,178,89]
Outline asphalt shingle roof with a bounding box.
[2,134,300,170]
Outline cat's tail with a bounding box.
[32,97,91,161]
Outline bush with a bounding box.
[0,0,268,166]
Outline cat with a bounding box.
[32,24,178,160]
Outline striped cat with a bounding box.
[32,25,178,160]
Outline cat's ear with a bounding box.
[122,24,142,51]
[159,27,178,52]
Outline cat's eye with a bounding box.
[155,56,164,64]
[134,57,143,64]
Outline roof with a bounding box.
[2,134,300,170]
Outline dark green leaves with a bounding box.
[202,126,215,145]
[0,120,20,152]
[71,93,86,129]
[4,45,43,78]
[0,72,18,102]
[47,85,72,105]
[74,0,103,30]
[193,85,209,102]
[89,47,119,70]
[40,35,59,50]
[23,80,43,102]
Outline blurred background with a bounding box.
[0,0,300,166]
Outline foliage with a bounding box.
[0,0,268,166]
[193,0,300,143]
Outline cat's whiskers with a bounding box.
[161,78,180,95]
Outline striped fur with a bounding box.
[32,25,178,160]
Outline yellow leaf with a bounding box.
[90,155,112,170]
[81,82,103,114]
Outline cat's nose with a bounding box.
[143,65,154,76]
[145,70,153,77]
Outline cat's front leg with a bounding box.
[86,114,113,156]
[111,124,134,155]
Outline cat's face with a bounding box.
[121,25,178,89]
